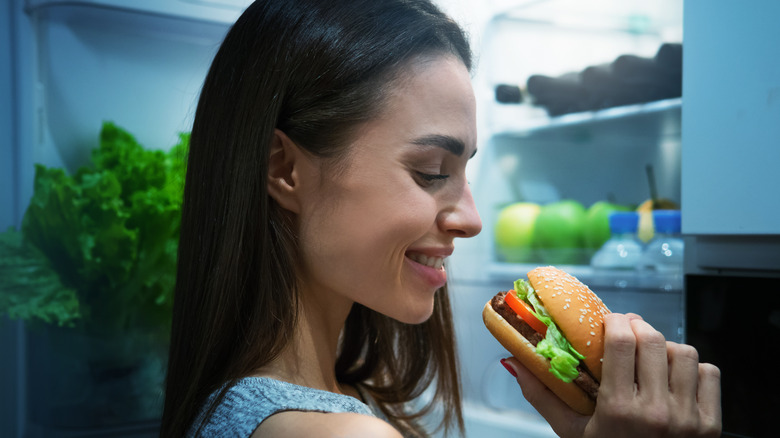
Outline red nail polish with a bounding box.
[500,358,517,377]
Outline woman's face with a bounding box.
[296,55,481,324]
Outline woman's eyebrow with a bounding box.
[411,134,465,157]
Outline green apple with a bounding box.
[494,202,541,262]
[583,201,631,249]
[533,200,586,264]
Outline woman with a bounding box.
[161,1,721,437]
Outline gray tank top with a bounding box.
[189,377,376,437]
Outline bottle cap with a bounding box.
[652,209,682,233]
[609,211,639,233]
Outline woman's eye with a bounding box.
[415,171,450,187]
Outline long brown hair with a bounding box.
[161,1,472,436]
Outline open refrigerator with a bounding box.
[449,1,780,438]
[445,0,685,436]
[8,1,775,438]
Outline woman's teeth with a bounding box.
[408,253,445,270]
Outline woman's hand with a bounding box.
[502,313,722,438]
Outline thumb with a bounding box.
[502,357,588,438]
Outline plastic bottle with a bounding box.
[636,210,684,291]
[590,211,643,288]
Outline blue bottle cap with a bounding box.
[652,209,682,233]
[609,211,639,233]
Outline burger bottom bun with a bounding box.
[482,301,596,416]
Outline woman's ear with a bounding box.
[267,129,304,213]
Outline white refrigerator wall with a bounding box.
[14,3,243,210]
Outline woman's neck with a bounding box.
[253,285,355,396]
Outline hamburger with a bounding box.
[482,266,610,415]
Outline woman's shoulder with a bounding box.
[252,410,403,438]
[194,377,379,437]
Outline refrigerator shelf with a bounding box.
[487,97,681,141]
[490,0,683,36]
[489,260,594,281]
[487,261,683,294]
[26,0,251,25]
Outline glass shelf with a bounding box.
[487,261,683,294]
[488,97,682,141]
[493,0,683,37]
[26,0,251,25]
[489,261,594,281]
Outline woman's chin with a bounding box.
[393,299,436,325]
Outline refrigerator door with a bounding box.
[3,1,250,436]
[682,0,780,237]
[682,1,780,436]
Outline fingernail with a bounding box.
[500,358,517,377]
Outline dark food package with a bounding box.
[522,43,682,116]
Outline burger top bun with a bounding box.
[528,266,611,382]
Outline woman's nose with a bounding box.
[440,181,482,238]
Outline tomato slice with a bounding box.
[505,289,548,335]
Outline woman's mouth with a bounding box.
[406,252,446,270]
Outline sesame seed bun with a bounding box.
[527,266,610,381]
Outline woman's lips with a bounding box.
[406,252,448,289]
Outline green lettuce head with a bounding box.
[1,122,188,337]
